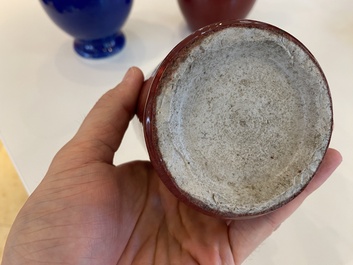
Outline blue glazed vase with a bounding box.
[40,0,133,58]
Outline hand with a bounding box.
[2,67,342,265]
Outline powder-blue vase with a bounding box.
[40,0,133,58]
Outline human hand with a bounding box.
[2,67,342,265]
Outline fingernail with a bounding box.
[123,67,134,82]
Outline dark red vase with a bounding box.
[177,0,257,31]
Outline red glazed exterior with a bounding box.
[142,20,333,219]
[177,0,256,31]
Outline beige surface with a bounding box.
[0,141,28,262]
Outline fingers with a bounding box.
[263,148,342,225]
[229,148,342,264]
[73,67,144,163]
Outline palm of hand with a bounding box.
[41,157,238,264]
[2,67,341,265]
[7,147,340,265]
[9,156,235,264]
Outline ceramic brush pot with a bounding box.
[142,20,333,219]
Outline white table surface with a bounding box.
[1,0,352,264]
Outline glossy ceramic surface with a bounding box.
[40,0,133,58]
[143,20,333,219]
[177,0,256,31]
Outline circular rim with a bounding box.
[143,19,333,219]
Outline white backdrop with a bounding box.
[0,0,352,264]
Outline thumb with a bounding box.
[70,67,144,164]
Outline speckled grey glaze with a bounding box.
[145,21,332,217]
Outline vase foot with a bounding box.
[74,32,125,59]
